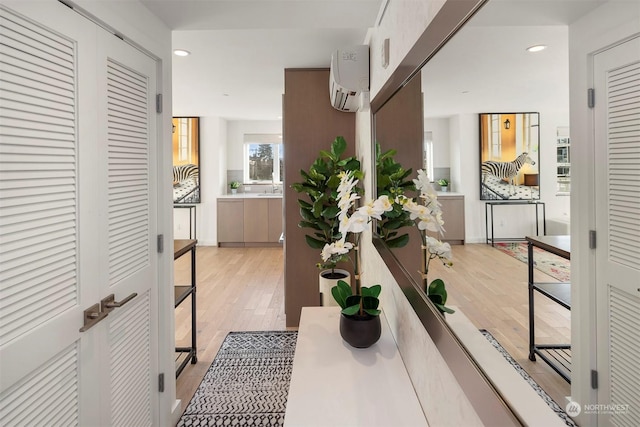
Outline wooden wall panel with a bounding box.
[283,69,356,327]
[373,75,424,287]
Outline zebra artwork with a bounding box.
[173,164,199,186]
[482,152,535,195]
[173,164,200,203]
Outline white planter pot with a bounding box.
[319,269,350,307]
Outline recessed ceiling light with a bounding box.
[526,45,547,53]
[173,49,191,57]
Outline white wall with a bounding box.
[424,117,450,168]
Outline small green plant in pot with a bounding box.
[437,178,449,191]
[229,181,241,193]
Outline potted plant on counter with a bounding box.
[229,181,241,194]
[437,178,449,192]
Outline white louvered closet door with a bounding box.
[96,26,158,427]
[0,3,158,426]
[594,35,640,427]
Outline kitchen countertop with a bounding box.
[437,191,464,196]
[218,193,283,199]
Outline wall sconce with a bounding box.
[504,119,511,130]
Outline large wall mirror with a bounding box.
[371,0,591,422]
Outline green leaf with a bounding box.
[331,280,352,309]
[385,234,410,248]
[298,220,322,231]
[297,199,312,209]
[427,278,447,304]
[345,295,361,308]
[382,218,405,230]
[332,136,347,158]
[342,304,360,316]
[322,205,340,219]
[299,206,316,222]
[304,235,326,249]
[312,197,325,218]
[326,174,341,189]
[364,308,381,316]
[361,285,381,298]
[319,149,335,161]
[362,295,379,310]
[377,148,397,162]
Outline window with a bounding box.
[423,131,434,181]
[243,134,283,183]
[556,126,570,195]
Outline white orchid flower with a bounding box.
[426,236,452,260]
[340,210,369,234]
[321,238,354,262]
[372,195,393,214]
[413,169,431,192]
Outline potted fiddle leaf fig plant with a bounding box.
[291,136,362,305]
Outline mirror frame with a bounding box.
[370,0,523,424]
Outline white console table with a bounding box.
[284,307,427,427]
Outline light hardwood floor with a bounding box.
[173,243,571,417]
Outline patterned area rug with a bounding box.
[178,331,297,427]
[481,330,577,427]
[494,242,571,282]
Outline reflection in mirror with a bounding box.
[372,0,588,414]
[479,112,540,200]
[172,117,201,204]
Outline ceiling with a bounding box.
[141,0,608,121]
[141,0,382,120]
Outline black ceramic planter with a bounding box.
[339,313,382,348]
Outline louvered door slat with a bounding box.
[0,344,79,426]
[109,292,151,427]
[107,58,149,287]
[609,287,640,427]
[0,7,77,349]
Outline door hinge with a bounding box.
[588,88,595,108]
[589,230,597,249]
[157,234,164,253]
[591,369,598,389]
[159,373,165,392]
[156,94,163,114]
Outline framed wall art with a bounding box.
[172,117,200,204]
[479,112,540,200]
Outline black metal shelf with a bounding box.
[526,236,571,383]
[174,239,197,378]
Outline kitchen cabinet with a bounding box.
[217,197,282,246]
[244,198,269,242]
[428,194,465,244]
[217,199,244,243]
[268,198,283,242]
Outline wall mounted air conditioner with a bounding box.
[329,45,369,112]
